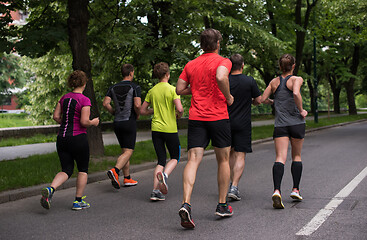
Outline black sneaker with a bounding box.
[150,190,165,201]
[179,203,195,229]
[215,203,233,217]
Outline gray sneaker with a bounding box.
[150,190,165,201]
[228,185,241,201]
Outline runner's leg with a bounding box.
[182,147,204,204]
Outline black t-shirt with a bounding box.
[106,80,141,121]
[228,74,261,130]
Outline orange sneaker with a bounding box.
[123,178,138,187]
[107,168,120,189]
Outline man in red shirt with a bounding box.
[176,28,234,229]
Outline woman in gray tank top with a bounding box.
[261,54,308,209]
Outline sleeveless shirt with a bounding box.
[274,75,305,127]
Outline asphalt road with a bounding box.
[0,121,366,239]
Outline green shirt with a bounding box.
[145,82,180,133]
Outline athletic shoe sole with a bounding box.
[72,205,90,211]
[157,172,168,195]
[228,192,241,201]
[40,188,52,209]
[290,192,303,201]
[179,207,195,229]
[272,194,285,209]
[40,197,50,210]
[107,170,120,189]
[123,182,138,187]
[150,196,165,201]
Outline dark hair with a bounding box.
[229,54,244,72]
[121,64,134,77]
[67,70,88,89]
[278,54,295,73]
[154,62,169,80]
[200,28,223,52]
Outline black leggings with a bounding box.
[152,131,181,167]
[56,134,90,177]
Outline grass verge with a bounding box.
[0,114,366,192]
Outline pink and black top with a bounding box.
[58,92,91,137]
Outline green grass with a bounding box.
[0,113,33,128]
[1,113,366,192]
[0,134,57,147]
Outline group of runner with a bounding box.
[40,28,307,229]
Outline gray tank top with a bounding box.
[274,75,305,127]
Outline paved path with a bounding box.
[0,113,364,161]
[0,121,366,239]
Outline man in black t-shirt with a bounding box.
[227,54,263,201]
[103,63,141,189]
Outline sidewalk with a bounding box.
[0,112,360,161]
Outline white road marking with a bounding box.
[296,165,367,236]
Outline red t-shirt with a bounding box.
[179,53,232,121]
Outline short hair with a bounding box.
[67,70,88,89]
[153,62,170,80]
[229,54,244,72]
[200,28,223,52]
[121,64,134,77]
[278,54,295,73]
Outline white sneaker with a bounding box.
[272,192,285,209]
[290,191,303,201]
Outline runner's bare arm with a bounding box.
[102,96,115,115]
[292,77,308,118]
[216,66,234,106]
[173,98,184,119]
[140,101,153,116]
[53,102,62,124]
[260,80,274,103]
[176,78,191,95]
[80,106,99,127]
[134,97,141,120]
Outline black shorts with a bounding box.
[114,119,137,149]
[152,131,181,167]
[56,133,90,177]
[273,123,305,139]
[231,128,252,153]
[187,119,231,150]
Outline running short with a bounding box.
[273,123,305,139]
[152,131,181,167]
[231,128,252,153]
[113,119,137,149]
[56,133,90,177]
[187,119,231,150]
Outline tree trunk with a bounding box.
[294,0,318,75]
[333,87,341,114]
[345,43,360,115]
[67,0,104,155]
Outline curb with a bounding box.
[1,119,366,204]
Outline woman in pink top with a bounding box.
[40,70,99,211]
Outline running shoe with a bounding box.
[123,177,138,187]
[157,172,168,195]
[290,191,303,201]
[228,185,241,201]
[150,190,165,201]
[40,187,54,210]
[107,168,120,189]
[272,192,285,209]
[215,203,233,217]
[179,203,195,229]
[72,196,90,210]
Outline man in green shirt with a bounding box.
[140,62,184,201]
